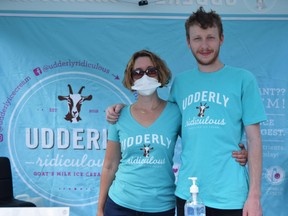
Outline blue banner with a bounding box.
[0,7,287,216]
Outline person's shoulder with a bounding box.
[165,102,181,124]
[225,65,255,78]
[117,105,130,119]
[166,101,180,112]
[225,65,252,74]
[174,69,195,80]
[121,105,130,111]
[167,101,177,107]
[179,69,195,76]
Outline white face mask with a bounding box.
[131,75,161,96]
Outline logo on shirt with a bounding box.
[140,144,154,157]
[182,91,229,111]
[196,102,209,117]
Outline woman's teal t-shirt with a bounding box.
[107,102,181,212]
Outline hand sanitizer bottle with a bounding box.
[184,177,206,216]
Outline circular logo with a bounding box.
[8,71,132,206]
[264,166,285,185]
[243,0,278,13]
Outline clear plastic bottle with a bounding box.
[184,177,206,216]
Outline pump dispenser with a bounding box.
[184,177,206,216]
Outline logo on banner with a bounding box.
[8,71,132,206]
[244,0,277,13]
[265,166,285,185]
[58,84,93,123]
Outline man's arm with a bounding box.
[106,104,126,124]
[243,123,263,216]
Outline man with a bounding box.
[171,7,266,216]
[106,7,265,216]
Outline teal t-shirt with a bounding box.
[169,65,266,209]
[107,102,181,212]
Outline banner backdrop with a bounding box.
[0,5,287,216]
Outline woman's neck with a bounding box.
[130,95,166,127]
[133,95,164,113]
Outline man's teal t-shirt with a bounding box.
[169,65,266,209]
[107,102,181,212]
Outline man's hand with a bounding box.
[232,143,248,166]
[96,210,104,216]
[243,195,262,216]
[106,104,126,124]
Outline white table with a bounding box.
[0,207,69,216]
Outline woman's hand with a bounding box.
[232,143,248,166]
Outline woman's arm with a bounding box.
[96,140,121,216]
[232,143,248,166]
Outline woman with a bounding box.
[97,50,181,216]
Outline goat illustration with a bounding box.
[58,84,92,123]
[196,102,209,117]
[140,144,154,157]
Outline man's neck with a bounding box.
[198,61,224,73]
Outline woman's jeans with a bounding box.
[104,196,175,216]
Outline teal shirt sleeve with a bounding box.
[241,71,267,125]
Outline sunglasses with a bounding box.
[131,67,158,80]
